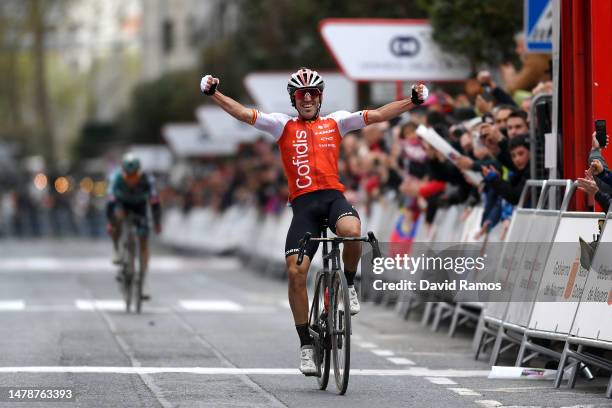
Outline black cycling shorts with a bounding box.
[114,201,149,237]
[285,189,360,260]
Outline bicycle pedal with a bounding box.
[303,371,319,377]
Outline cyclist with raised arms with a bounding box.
[200,68,428,374]
[106,153,162,299]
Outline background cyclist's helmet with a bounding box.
[287,67,325,109]
[121,153,141,175]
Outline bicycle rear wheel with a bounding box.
[331,269,351,395]
[119,239,134,313]
[309,271,330,390]
[121,264,132,313]
[134,241,144,314]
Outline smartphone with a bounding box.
[596,119,607,148]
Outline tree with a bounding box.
[29,0,57,168]
[115,69,202,145]
[417,0,522,68]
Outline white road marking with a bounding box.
[425,377,457,385]
[25,305,171,313]
[179,300,243,312]
[357,342,378,349]
[371,349,394,356]
[0,257,238,273]
[560,405,598,408]
[0,300,25,311]
[477,386,551,393]
[75,300,125,311]
[386,357,415,365]
[447,388,482,396]
[0,367,491,377]
[475,401,503,408]
[278,300,291,309]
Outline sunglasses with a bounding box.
[294,88,322,99]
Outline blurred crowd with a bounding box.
[0,34,556,239]
[0,184,107,238]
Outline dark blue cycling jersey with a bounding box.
[107,169,159,206]
[106,169,161,229]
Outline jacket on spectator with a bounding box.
[487,165,529,205]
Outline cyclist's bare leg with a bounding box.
[111,209,125,250]
[286,254,311,325]
[335,216,362,272]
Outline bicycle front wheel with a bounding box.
[331,269,351,395]
[309,271,330,390]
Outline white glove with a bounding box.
[411,84,429,105]
[200,75,218,95]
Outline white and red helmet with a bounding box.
[287,67,325,107]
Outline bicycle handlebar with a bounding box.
[296,231,383,266]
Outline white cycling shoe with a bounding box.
[348,285,360,315]
[299,345,317,375]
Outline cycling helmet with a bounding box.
[287,67,325,109]
[121,153,141,175]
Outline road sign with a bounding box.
[525,0,553,53]
[244,72,356,114]
[319,19,471,82]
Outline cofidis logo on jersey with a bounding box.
[292,130,312,189]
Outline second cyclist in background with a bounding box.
[106,153,162,300]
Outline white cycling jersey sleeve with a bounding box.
[251,110,292,141]
[328,110,370,137]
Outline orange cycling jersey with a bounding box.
[249,109,371,201]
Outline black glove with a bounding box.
[203,81,218,96]
[411,86,424,105]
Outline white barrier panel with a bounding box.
[430,206,463,242]
[570,215,612,342]
[237,207,260,254]
[503,209,561,326]
[375,200,401,242]
[459,206,483,244]
[527,212,603,334]
[413,213,432,243]
[364,201,384,237]
[484,208,538,321]
[186,209,214,250]
[161,208,186,246]
[486,220,505,243]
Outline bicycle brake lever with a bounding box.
[367,231,382,261]
[297,232,312,266]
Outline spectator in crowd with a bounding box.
[578,132,611,210]
[482,135,531,205]
[506,110,530,139]
[493,104,517,135]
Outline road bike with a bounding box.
[297,223,381,395]
[117,213,147,313]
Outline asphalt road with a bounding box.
[0,239,610,408]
